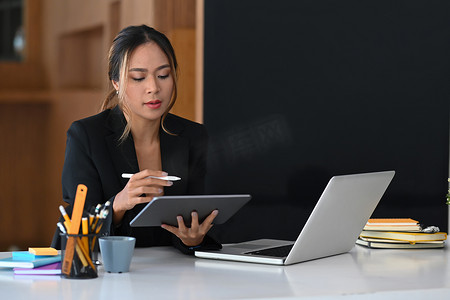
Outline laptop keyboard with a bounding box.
[245,244,293,257]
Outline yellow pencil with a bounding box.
[62,185,87,276]
[59,205,72,227]
[81,217,89,251]
[75,244,88,267]
[90,223,103,252]
[88,214,94,227]
[64,220,96,271]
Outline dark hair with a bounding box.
[102,25,178,140]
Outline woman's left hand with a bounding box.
[161,210,218,247]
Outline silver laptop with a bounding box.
[195,171,395,265]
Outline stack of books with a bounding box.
[356,218,447,249]
[0,247,61,276]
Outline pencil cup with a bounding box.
[60,233,100,279]
[99,236,136,273]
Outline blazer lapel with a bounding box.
[160,126,189,195]
[105,107,139,186]
[104,108,189,194]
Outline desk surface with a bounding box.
[1,245,450,300]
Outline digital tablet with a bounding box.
[129,194,252,227]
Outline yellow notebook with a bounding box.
[28,247,58,256]
[364,218,421,232]
[359,231,447,243]
[366,218,419,225]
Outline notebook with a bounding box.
[14,262,61,275]
[195,170,395,265]
[0,255,61,269]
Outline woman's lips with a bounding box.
[144,100,162,109]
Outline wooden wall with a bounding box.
[0,0,201,251]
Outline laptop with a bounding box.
[195,171,395,265]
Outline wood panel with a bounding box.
[169,28,196,122]
[58,26,104,89]
[154,0,198,122]
[45,91,104,250]
[0,0,200,251]
[195,0,204,123]
[0,103,51,251]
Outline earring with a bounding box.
[116,90,119,95]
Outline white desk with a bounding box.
[1,245,450,300]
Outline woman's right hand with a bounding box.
[112,169,173,225]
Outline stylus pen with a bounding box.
[121,173,181,181]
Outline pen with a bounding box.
[99,201,111,216]
[122,173,181,181]
[94,204,102,215]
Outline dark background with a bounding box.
[203,0,450,243]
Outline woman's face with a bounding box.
[115,42,174,124]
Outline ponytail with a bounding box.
[101,89,118,111]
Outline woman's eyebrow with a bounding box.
[129,64,170,72]
[129,67,147,72]
[155,64,170,71]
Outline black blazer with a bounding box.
[52,106,220,253]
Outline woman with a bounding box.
[52,25,220,254]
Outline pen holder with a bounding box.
[60,233,100,279]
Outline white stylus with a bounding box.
[121,173,181,181]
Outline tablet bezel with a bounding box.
[129,194,251,227]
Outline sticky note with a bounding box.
[28,247,58,256]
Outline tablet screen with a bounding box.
[129,195,251,227]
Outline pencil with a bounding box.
[90,209,109,251]
[62,184,87,276]
[88,214,94,228]
[81,217,89,251]
[64,220,96,271]
[59,205,72,226]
